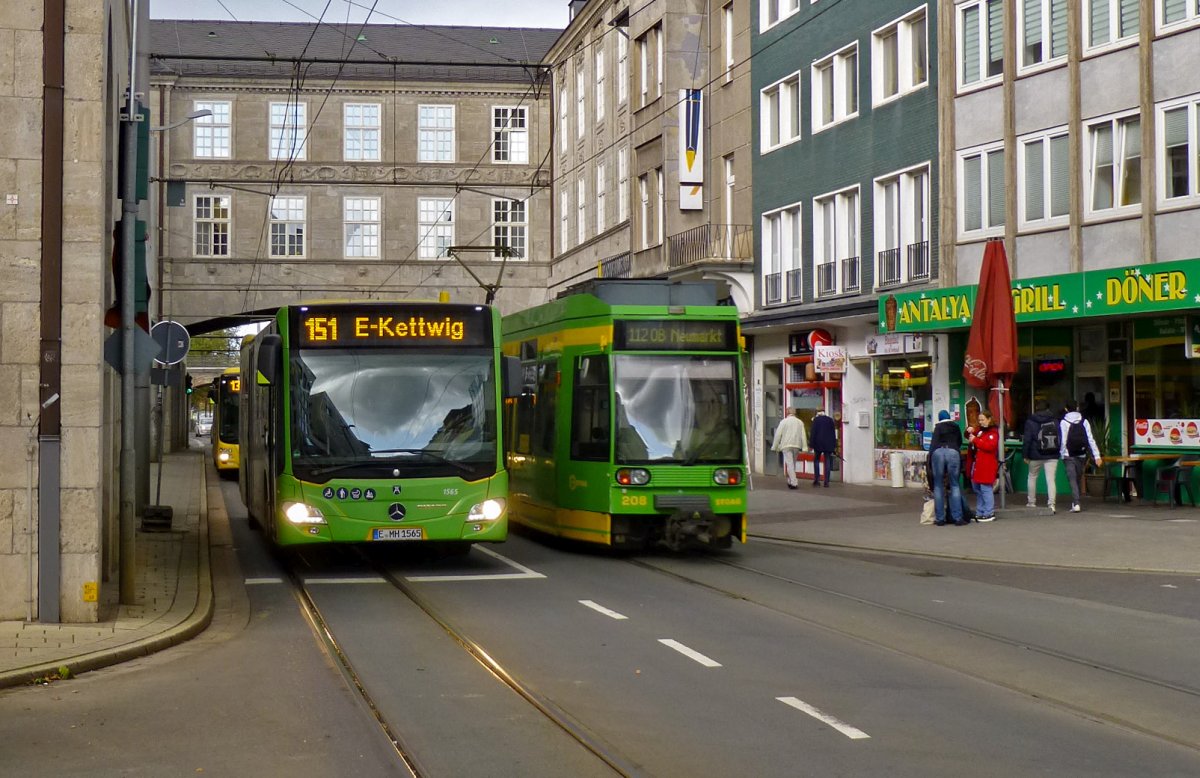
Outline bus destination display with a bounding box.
[614,319,737,351]
[294,305,491,348]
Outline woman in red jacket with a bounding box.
[967,410,1000,522]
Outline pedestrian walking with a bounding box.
[809,410,837,487]
[967,411,1000,522]
[771,408,808,489]
[1022,399,1060,514]
[928,410,966,526]
[1060,399,1104,513]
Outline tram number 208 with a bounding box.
[620,494,649,507]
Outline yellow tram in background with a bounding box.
[211,367,241,476]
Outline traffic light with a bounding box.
[185,374,193,394]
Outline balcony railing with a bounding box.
[877,247,902,287]
[765,272,782,305]
[907,240,931,280]
[599,252,631,279]
[667,224,754,270]
[785,268,803,301]
[841,256,860,293]
[816,261,837,296]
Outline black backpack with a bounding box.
[1065,421,1088,457]
[1036,419,1059,454]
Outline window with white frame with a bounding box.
[874,165,930,286]
[558,82,569,155]
[1087,112,1141,214]
[723,3,735,82]
[638,32,650,103]
[493,198,526,259]
[194,194,230,257]
[761,202,802,304]
[960,143,1006,235]
[596,46,606,123]
[724,154,736,227]
[812,43,858,132]
[656,26,663,97]
[1019,128,1070,226]
[560,187,570,253]
[1019,0,1067,69]
[618,146,630,221]
[813,187,860,296]
[596,162,607,233]
[617,32,628,105]
[493,107,528,163]
[639,173,650,249]
[577,176,587,243]
[418,198,454,259]
[269,102,306,160]
[760,71,801,151]
[959,0,1004,90]
[343,103,381,161]
[343,197,380,258]
[269,196,306,257]
[760,0,800,31]
[1161,96,1200,203]
[576,54,587,138]
[655,167,664,245]
[873,8,928,105]
[418,105,455,162]
[1160,0,1200,29]
[1086,0,1139,49]
[193,101,231,158]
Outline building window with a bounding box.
[194,195,230,257]
[872,8,927,105]
[1085,0,1139,49]
[813,187,860,297]
[343,103,381,161]
[493,198,526,259]
[1159,0,1200,29]
[960,143,1005,235]
[617,32,628,105]
[596,45,606,123]
[618,146,629,222]
[762,202,802,305]
[874,165,930,287]
[1019,128,1070,226]
[656,167,664,245]
[638,30,652,104]
[560,188,570,253]
[959,0,1004,90]
[723,3,735,82]
[1019,0,1068,70]
[418,105,455,163]
[576,54,587,138]
[193,101,231,158]
[760,0,800,32]
[760,71,801,151]
[577,176,588,244]
[596,162,607,233]
[269,101,306,160]
[1087,112,1141,215]
[639,173,650,249]
[812,43,858,132]
[724,154,736,227]
[1160,96,1200,203]
[269,196,306,257]
[417,198,454,259]
[343,197,380,258]
[493,107,528,163]
[558,82,569,156]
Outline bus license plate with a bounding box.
[372,527,423,541]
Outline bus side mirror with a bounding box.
[502,355,522,399]
[256,334,282,386]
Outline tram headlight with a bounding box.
[282,501,326,525]
[217,449,231,463]
[713,468,741,486]
[616,468,650,486]
[468,498,506,522]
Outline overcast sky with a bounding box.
[149,0,571,28]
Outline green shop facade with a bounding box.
[878,256,1200,501]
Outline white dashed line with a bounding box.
[304,577,388,585]
[405,546,547,582]
[658,639,722,667]
[244,577,285,585]
[777,696,871,740]
[579,600,629,620]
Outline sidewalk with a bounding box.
[3,455,1198,690]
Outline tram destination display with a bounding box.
[294,304,491,348]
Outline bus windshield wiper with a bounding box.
[364,448,474,475]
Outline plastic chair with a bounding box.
[1101,461,1136,503]
[1153,462,1195,508]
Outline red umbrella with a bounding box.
[963,239,1018,426]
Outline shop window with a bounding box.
[1132,317,1200,442]
[873,358,932,449]
[1009,327,1074,438]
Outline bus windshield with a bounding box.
[217,379,239,443]
[613,354,742,465]
[289,348,497,480]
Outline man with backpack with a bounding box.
[1022,399,1060,514]
[1060,399,1104,513]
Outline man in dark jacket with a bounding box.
[809,410,838,487]
[1022,399,1059,514]
[929,410,966,525]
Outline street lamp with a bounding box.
[151,108,212,133]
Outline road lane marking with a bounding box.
[244,577,285,585]
[658,639,721,667]
[304,576,389,585]
[777,696,870,740]
[580,600,629,620]
[405,546,547,582]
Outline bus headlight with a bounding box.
[217,449,231,463]
[283,502,326,525]
[468,498,505,522]
[616,468,650,486]
[713,468,741,486]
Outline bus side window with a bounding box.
[571,355,610,461]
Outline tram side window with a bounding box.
[511,390,535,454]
[571,355,611,461]
[532,359,558,457]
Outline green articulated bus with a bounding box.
[502,280,748,551]
[239,300,520,549]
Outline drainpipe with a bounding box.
[38,0,66,623]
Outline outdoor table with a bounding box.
[1107,455,1180,502]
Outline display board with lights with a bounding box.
[292,304,492,348]
[613,319,737,351]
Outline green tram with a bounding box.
[211,367,241,477]
[239,301,519,549]
[502,281,747,550]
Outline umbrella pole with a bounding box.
[996,380,1006,510]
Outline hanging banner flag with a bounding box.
[678,89,703,185]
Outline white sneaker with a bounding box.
[1048,504,1056,514]
[1025,501,1037,509]
[1070,504,1081,513]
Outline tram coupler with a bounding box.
[663,510,732,551]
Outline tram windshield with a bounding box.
[613,354,742,465]
[288,348,498,481]
[216,378,239,444]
